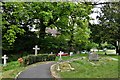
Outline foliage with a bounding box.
[85,41,98,51]
[98,2,120,43]
[24,2,93,52]
[55,3,93,52]
[39,35,68,53]
[89,2,120,54]
[2,2,26,50]
[2,2,93,54]
[2,61,20,71]
[13,32,38,53]
[101,42,115,49]
[5,51,29,62]
[89,24,102,44]
[96,3,120,51]
[23,54,56,66]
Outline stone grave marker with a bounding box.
[88,52,98,61]
[70,52,73,56]
[51,52,53,54]
[33,45,40,56]
[77,51,80,54]
[2,54,8,66]
[59,51,63,61]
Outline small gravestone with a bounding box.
[89,52,98,61]
[33,45,40,56]
[77,51,80,54]
[70,52,73,56]
[59,51,63,61]
[2,55,8,66]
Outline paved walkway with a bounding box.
[16,62,55,80]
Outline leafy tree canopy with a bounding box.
[2,2,93,52]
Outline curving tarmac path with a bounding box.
[16,62,55,80]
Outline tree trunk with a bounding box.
[116,46,120,55]
[118,50,120,55]
[39,25,46,39]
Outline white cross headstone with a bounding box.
[51,52,53,54]
[70,52,73,56]
[59,51,62,61]
[2,55,8,66]
[33,45,40,56]
[117,41,119,47]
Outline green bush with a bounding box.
[7,51,29,62]
[36,54,42,62]
[47,54,56,61]
[23,54,56,66]
[41,54,48,61]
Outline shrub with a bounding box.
[7,51,29,62]
[47,54,56,61]
[23,54,56,66]
[41,54,48,61]
[36,54,42,62]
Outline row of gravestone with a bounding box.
[1,45,40,66]
[1,45,99,66]
[1,53,98,66]
[58,51,99,61]
[1,45,73,66]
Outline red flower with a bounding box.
[18,58,23,63]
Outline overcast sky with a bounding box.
[89,4,102,24]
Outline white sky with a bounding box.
[89,4,102,24]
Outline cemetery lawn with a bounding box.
[56,52,119,78]
[1,61,24,79]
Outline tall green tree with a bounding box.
[2,2,93,53]
[2,2,26,50]
[99,2,120,54]
[20,2,93,52]
[90,2,120,54]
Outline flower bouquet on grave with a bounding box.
[18,58,23,66]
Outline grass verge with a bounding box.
[1,61,24,79]
[55,51,119,78]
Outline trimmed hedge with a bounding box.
[23,54,56,66]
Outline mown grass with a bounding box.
[59,59,118,78]
[1,61,24,79]
[56,51,119,78]
[55,53,87,61]
[118,56,120,78]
